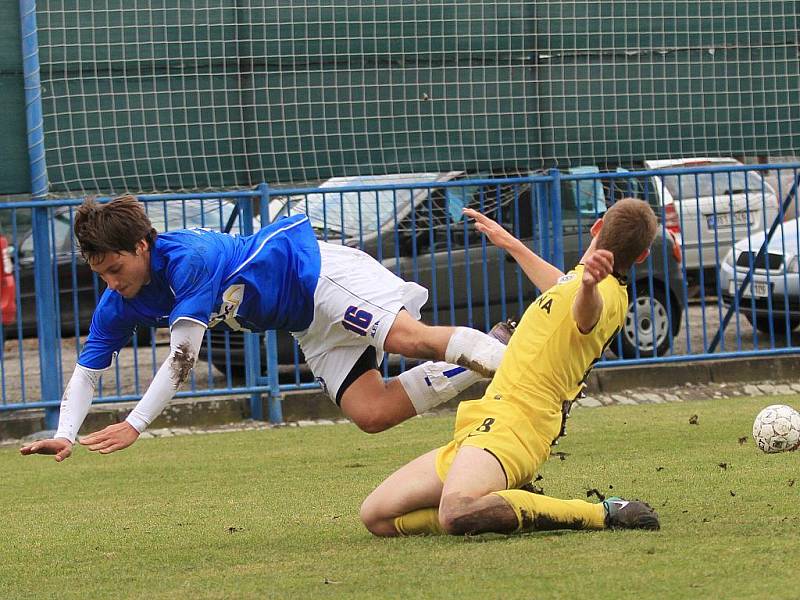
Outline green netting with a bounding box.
[29,0,800,194]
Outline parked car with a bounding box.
[719,217,800,334]
[209,171,686,379]
[5,199,238,340]
[642,157,780,285]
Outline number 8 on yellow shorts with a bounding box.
[435,398,561,490]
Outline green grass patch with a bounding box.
[2,394,798,599]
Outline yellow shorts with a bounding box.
[435,398,559,489]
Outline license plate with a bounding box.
[708,211,750,229]
[729,280,769,298]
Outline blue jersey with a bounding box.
[78,214,320,369]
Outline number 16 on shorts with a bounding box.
[342,305,374,336]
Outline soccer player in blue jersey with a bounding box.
[21,195,510,461]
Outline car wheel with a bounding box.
[619,285,676,358]
[744,312,800,336]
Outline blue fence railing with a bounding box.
[1,163,799,423]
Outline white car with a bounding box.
[644,158,780,280]
[719,217,800,335]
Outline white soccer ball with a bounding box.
[752,404,800,453]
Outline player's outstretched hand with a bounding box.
[581,249,614,286]
[20,438,73,462]
[463,207,517,251]
[79,421,140,454]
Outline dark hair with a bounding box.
[595,198,658,272]
[74,195,157,263]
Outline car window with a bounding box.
[273,174,449,237]
[301,188,416,237]
[401,188,462,251]
[560,181,606,222]
[19,231,34,257]
[19,211,74,258]
[53,213,75,253]
[144,199,236,231]
[445,186,480,223]
[566,167,606,218]
[603,174,660,211]
[401,182,533,253]
[660,171,767,199]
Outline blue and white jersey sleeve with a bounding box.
[77,291,138,370]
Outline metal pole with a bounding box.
[258,183,283,424]
[235,191,264,421]
[549,168,564,271]
[21,0,60,429]
[20,0,47,199]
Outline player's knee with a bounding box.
[359,500,397,537]
[349,411,394,434]
[343,389,401,433]
[438,498,476,536]
[438,510,467,536]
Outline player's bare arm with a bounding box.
[573,249,614,334]
[463,207,564,291]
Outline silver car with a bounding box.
[719,217,800,334]
[645,158,780,283]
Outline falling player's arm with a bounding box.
[19,364,102,461]
[22,320,207,460]
[463,207,564,291]
[79,320,207,454]
[573,249,615,334]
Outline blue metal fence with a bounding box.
[1,163,799,423]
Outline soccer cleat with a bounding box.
[488,319,517,345]
[603,497,660,530]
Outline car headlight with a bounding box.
[723,249,735,268]
[787,256,799,274]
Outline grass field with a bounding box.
[1,394,798,599]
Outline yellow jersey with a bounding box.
[483,264,628,431]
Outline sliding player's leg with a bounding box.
[436,401,657,534]
[360,449,445,537]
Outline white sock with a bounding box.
[444,327,506,377]
[397,361,483,415]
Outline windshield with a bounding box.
[19,212,73,258]
[660,171,768,199]
[273,174,448,237]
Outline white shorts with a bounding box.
[292,241,429,404]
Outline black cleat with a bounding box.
[488,319,517,345]
[603,497,660,530]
